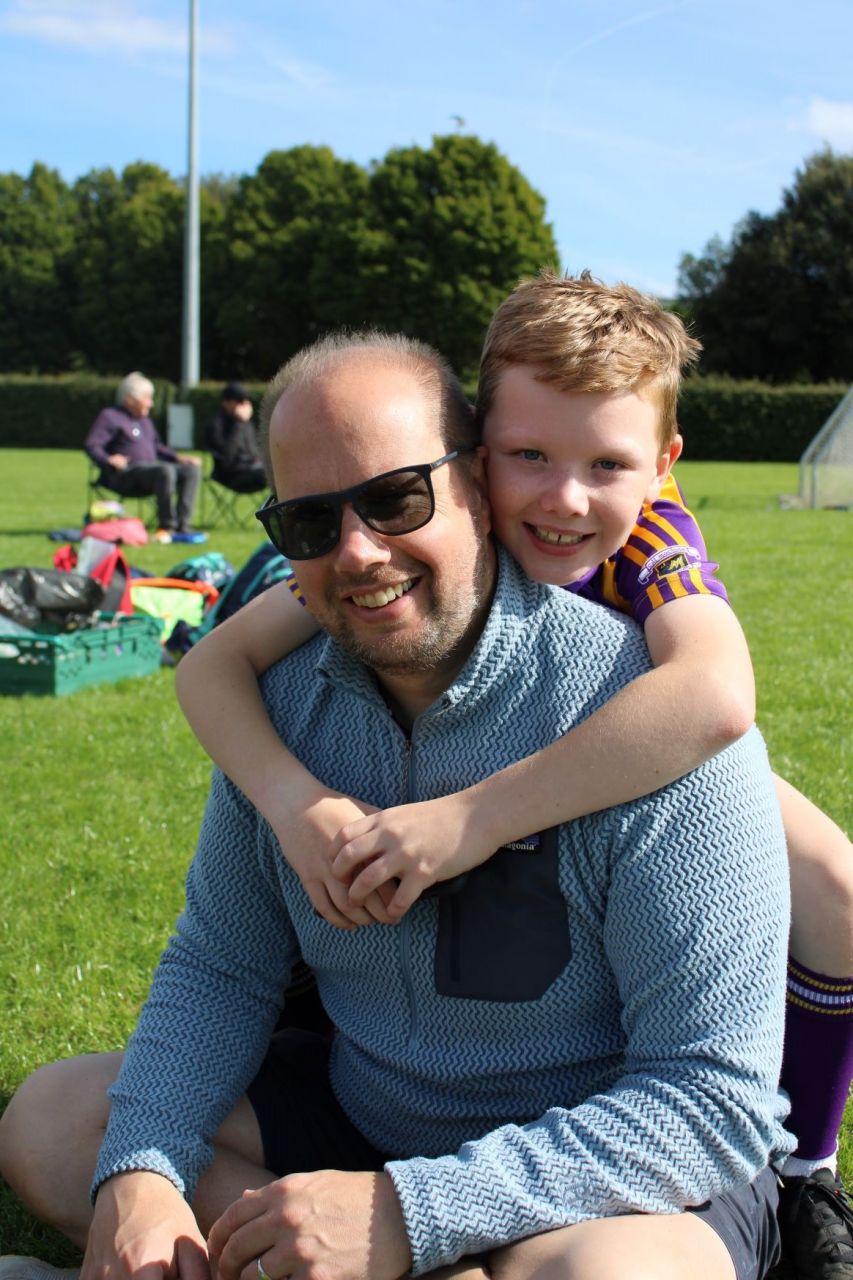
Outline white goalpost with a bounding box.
[799,385,853,509]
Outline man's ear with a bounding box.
[645,433,683,503]
[467,447,492,535]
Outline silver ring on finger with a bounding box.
[257,1258,273,1280]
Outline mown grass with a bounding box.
[0,449,850,1264]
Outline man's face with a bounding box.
[483,365,681,586]
[125,391,153,419]
[268,357,494,686]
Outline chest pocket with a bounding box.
[433,826,570,1001]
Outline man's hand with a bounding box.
[208,1170,411,1280]
[82,1170,209,1280]
[271,791,395,929]
[107,453,129,470]
[330,793,501,921]
[177,453,202,466]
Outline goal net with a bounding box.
[799,385,853,509]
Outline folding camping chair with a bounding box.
[200,460,267,528]
[85,460,158,527]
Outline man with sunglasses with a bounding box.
[1,334,791,1280]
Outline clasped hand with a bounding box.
[208,1170,411,1280]
[282,791,500,930]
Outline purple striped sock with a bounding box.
[780,959,853,1160]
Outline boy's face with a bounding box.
[482,365,681,586]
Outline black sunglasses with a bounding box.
[256,449,471,560]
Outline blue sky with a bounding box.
[1,0,851,296]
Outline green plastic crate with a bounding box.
[0,613,164,696]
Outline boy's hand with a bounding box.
[273,792,395,929]
[330,793,501,921]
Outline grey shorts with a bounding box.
[247,1029,781,1280]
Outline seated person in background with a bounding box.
[84,371,201,541]
[206,381,267,493]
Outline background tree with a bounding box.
[70,163,185,379]
[352,134,559,380]
[676,149,853,382]
[0,135,558,381]
[0,164,77,372]
[210,145,370,378]
[198,173,239,378]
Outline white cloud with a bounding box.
[0,0,231,56]
[261,50,336,94]
[805,98,853,149]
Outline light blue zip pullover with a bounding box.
[95,549,792,1273]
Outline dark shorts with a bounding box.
[246,1028,387,1174]
[689,1165,781,1280]
[247,1030,781,1279]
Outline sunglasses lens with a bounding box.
[270,499,338,559]
[258,467,438,559]
[359,471,433,532]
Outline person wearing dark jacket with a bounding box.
[84,371,201,540]
[205,382,267,494]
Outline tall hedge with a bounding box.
[677,378,848,462]
[0,374,175,449]
[0,373,847,462]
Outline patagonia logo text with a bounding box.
[502,833,541,854]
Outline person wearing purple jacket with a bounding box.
[84,372,202,541]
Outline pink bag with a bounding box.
[82,517,149,546]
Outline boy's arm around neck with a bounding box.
[443,591,756,835]
[175,580,388,927]
[338,593,757,911]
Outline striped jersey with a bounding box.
[571,473,728,624]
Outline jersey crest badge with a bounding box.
[638,544,702,586]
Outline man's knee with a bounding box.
[489,1213,735,1280]
[0,1051,122,1190]
[151,463,177,496]
[176,461,200,496]
[491,1225,596,1280]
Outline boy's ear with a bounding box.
[645,433,683,502]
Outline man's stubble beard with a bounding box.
[318,525,495,678]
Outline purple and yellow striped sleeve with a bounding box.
[284,568,305,607]
[582,474,729,626]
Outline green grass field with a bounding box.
[0,449,850,1263]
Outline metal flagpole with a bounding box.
[181,0,200,389]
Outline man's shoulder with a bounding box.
[258,635,388,779]
[442,550,652,724]
[90,404,121,426]
[260,633,336,708]
[85,403,123,440]
[497,549,645,648]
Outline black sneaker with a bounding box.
[778,1169,853,1278]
